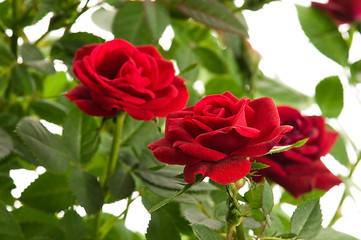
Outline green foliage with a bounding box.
[0,201,25,240]
[315,76,344,118]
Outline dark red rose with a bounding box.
[312,0,361,25]
[252,106,342,198]
[148,92,292,185]
[65,39,188,120]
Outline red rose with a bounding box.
[312,0,361,24]
[148,92,292,185]
[65,39,188,120]
[252,106,342,198]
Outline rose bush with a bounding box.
[65,39,188,120]
[312,0,361,24]
[148,92,293,185]
[252,106,342,198]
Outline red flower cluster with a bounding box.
[252,106,342,198]
[312,0,361,24]
[148,92,292,185]
[65,39,188,121]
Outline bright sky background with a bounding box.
[10,0,361,238]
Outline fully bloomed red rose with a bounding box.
[312,0,361,24]
[65,39,188,120]
[148,92,293,185]
[253,106,342,198]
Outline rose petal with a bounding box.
[183,156,251,184]
[148,139,200,165]
[247,97,280,132]
[173,140,226,162]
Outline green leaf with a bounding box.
[112,2,154,45]
[280,189,326,205]
[0,173,16,205]
[315,76,343,118]
[251,161,269,170]
[42,71,68,98]
[255,73,312,109]
[314,227,359,240]
[12,206,59,225]
[290,199,322,239]
[296,5,348,66]
[103,217,144,240]
[19,172,76,213]
[21,43,55,74]
[0,128,13,160]
[175,45,199,82]
[178,0,248,37]
[262,180,273,215]
[91,7,116,32]
[20,222,66,240]
[109,168,135,200]
[148,176,204,213]
[0,200,25,240]
[350,59,361,84]
[267,138,308,155]
[16,117,71,173]
[60,210,86,240]
[191,224,222,240]
[30,99,67,125]
[0,40,15,66]
[143,0,170,40]
[244,184,263,209]
[330,134,349,167]
[205,76,244,96]
[63,107,99,165]
[193,47,227,74]
[184,208,222,230]
[69,167,104,215]
[11,65,36,96]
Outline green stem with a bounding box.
[236,222,246,240]
[11,0,19,57]
[93,112,126,240]
[103,112,126,190]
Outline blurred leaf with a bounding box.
[175,45,199,82]
[290,199,322,239]
[262,180,273,215]
[255,73,312,109]
[250,208,266,222]
[280,189,325,205]
[191,224,222,240]
[205,76,244,96]
[350,59,361,84]
[296,5,348,66]
[143,0,170,40]
[63,107,99,165]
[20,222,66,240]
[91,7,116,32]
[241,0,278,11]
[244,184,263,209]
[143,192,190,240]
[315,76,343,118]
[20,171,75,212]
[314,227,359,240]
[60,210,86,240]
[184,208,222,230]
[0,173,15,205]
[178,0,248,37]
[193,47,227,74]
[0,200,25,240]
[251,161,269,170]
[11,65,36,96]
[12,206,59,225]
[330,134,349,167]
[16,117,71,173]
[109,168,135,200]
[0,75,10,97]
[0,41,15,66]
[112,2,154,45]
[51,32,105,67]
[21,43,55,74]
[0,128,13,160]
[121,115,160,156]
[30,99,67,125]
[70,167,104,215]
[103,217,144,240]
[43,71,68,98]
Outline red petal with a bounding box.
[184,156,251,184]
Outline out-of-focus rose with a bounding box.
[148,92,292,185]
[65,39,188,120]
[252,106,342,198]
[312,0,361,25]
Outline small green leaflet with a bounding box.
[267,138,308,155]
